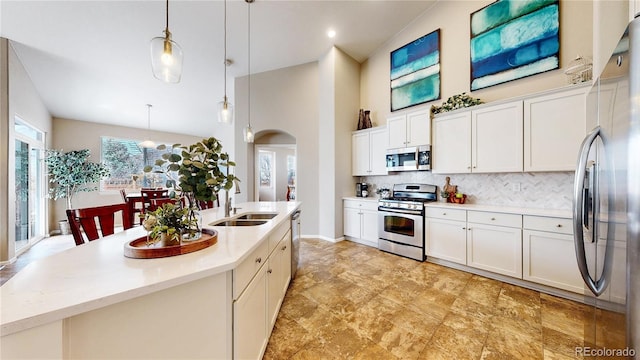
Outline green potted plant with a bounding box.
[142,202,197,245]
[45,149,110,234]
[144,137,238,239]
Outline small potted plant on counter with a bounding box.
[142,202,198,246]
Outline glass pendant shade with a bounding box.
[217,96,234,124]
[150,32,183,83]
[139,139,156,148]
[243,124,254,143]
[139,104,156,148]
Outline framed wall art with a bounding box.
[470,0,560,91]
[390,29,441,112]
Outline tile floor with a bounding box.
[264,239,626,360]
[3,236,626,359]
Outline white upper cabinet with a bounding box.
[433,85,588,174]
[433,100,522,174]
[352,126,388,176]
[432,111,472,173]
[387,109,431,149]
[523,86,587,172]
[472,101,523,173]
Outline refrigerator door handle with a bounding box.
[573,126,607,296]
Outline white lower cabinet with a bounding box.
[467,211,522,278]
[343,199,379,246]
[233,223,292,359]
[234,265,268,360]
[522,216,583,293]
[267,233,292,332]
[425,208,467,265]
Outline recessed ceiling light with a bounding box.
[327,29,336,38]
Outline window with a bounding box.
[14,117,46,250]
[258,150,274,187]
[100,137,178,191]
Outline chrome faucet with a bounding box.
[225,180,241,217]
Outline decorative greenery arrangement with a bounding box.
[144,137,238,203]
[143,137,238,242]
[45,149,110,209]
[431,93,483,114]
[142,202,197,245]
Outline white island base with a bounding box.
[3,265,232,359]
[1,201,300,360]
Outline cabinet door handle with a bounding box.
[462,227,466,230]
[557,224,563,228]
[281,245,287,251]
[267,269,273,274]
[467,166,471,169]
[255,257,262,264]
[442,212,447,215]
[491,217,496,221]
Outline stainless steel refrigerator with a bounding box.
[573,16,639,358]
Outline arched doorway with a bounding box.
[253,130,296,202]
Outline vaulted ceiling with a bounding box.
[1,0,437,136]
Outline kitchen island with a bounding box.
[1,201,300,359]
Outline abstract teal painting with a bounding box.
[470,0,559,91]
[391,29,440,111]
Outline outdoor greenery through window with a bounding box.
[100,137,178,192]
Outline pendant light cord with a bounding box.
[247,0,251,128]
[164,0,169,34]
[147,104,152,129]
[223,0,227,98]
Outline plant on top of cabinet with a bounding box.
[431,93,483,114]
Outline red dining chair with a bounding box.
[197,198,220,209]
[120,189,144,225]
[141,189,169,213]
[148,197,179,212]
[66,203,133,246]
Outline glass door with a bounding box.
[14,117,46,251]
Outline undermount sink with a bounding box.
[210,219,268,227]
[236,212,278,220]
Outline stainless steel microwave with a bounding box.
[385,145,431,171]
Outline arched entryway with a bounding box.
[253,130,296,202]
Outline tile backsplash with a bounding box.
[362,171,574,210]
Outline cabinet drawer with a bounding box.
[468,211,521,228]
[344,199,378,211]
[234,240,269,299]
[523,216,573,235]
[268,221,290,254]
[425,207,466,222]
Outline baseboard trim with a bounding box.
[301,235,344,243]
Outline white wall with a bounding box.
[361,0,594,124]
[2,40,52,263]
[358,0,596,212]
[329,48,361,239]
[234,62,319,236]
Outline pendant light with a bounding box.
[150,0,183,83]
[243,0,254,143]
[217,0,234,124]
[139,104,156,148]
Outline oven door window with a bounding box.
[383,214,415,237]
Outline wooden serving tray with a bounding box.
[124,229,218,259]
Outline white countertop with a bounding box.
[343,196,381,202]
[0,201,300,337]
[424,202,572,218]
[344,196,571,218]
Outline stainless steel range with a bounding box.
[378,183,437,261]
